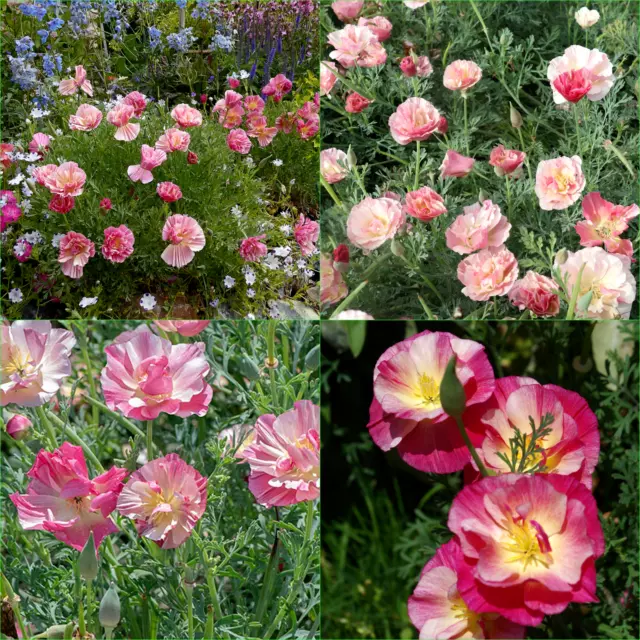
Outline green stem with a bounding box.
[329,280,368,317]
[573,103,582,153]
[517,128,534,185]
[504,174,511,220]
[414,140,421,190]
[254,527,280,624]
[469,0,494,51]
[75,566,86,638]
[186,586,194,640]
[454,415,491,477]
[566,263,586,320]
[36,405,57,449]
[77,332,100,428]
[463,95,470,156]
[45,411,105,473]
[1,573,28,640]
[266,321,279,409]
[84,397,146,439]
[320,175,346,211]
[146,421,154,459]
[304,499,315,546]
[86,579,94,636]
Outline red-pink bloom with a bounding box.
[127,145,167,184]
[155,128,191,153]
[213,91,245,127]
[6,414,32,440]
[262,73,293,103]
[102,225,135,263]
[443,60,482,92]
[415,56,434,77]
[1,321,76,407]
[243,401,320,507]
[29,132,50,157]
[161,214,206,267]
[228,76,241,89]
[345,91,372,113]
[0,190,21,231]
[409,539,525,639]
[58,231,95,279]
[0,143,14,168]
[32,164,57,186]
[404,186,447,222]
[321,255,348,305]
[449,473,604,626]
[116,454,206,548]
[239,235,268,262]
[297,100,318,120]
[153,321,210,337]
[400,56,417,77]
[347,196,405,251]
[200,94,208,104]
[446,200,511,254]
[226,128,252,154]
[187,151,199,164]
[100,198,112,211]
[157,181,183,203]
[244,95,265,113]
[333,244,350,270]
[48,194,75,214]
[328,25,387,68]
[553,68,593,103]
[247,116,278,147]
[357,16,392,41]
[10,443,126,550]
[535,156,585,210]
[367,330,495,473]
[101,325,213,420]
[275,112,297,133]
[489,145,526,177]
[458,245,519,301]
[14,240,33,262]
[320,61,339,96]
[437,115,449,134]
[171,104,203,128]
[508,271,561,317]
[331,0,363,21]
[389,97,440,145]
[294,214,319,256]
[106,103,140,142]
[58,65,93,96]
[321,148,350,183]
[440,150,475,178]
[69,104,103,131]
[44,161,87,197]
[297,114,319,140]
[123,91,147,117]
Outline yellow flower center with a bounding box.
[2,347,35,379]
[450,596,481,634]
[503,519,552,571]
[417,374,441,410]
[553,169,572,194]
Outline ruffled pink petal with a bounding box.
[161,244,195,268]
[115,122,141,142]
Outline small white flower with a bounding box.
[158,99,166,107]
[51,233,65,248]
[247,288,255,298]
[80,296,98,308]
[21,183,33,198]
[244,270,256,285]
[245,157,255,167]
[246,313,256,319]
[280,224,292,236]
[9,288,23,303]
[55,129,63,136]
[30,108,50,119]
[239,70,250,80]
[140,293,157,311]
[280,209,291,218]
[23,153,41,163]
[209,298,219,308]
[289,178,296,185]
[304,269,315,278]
[264,255,280,270]
[224,276,235,289]
[272,158,283,167]
[231,205,243,218]
[273,246,291,258]
[21,199,32,213]
[13,240,29,257]
[8,174,25,186]
[23,231,43,245]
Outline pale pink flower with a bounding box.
[327,25,387,68]
[29,133,50,156]
[226,128,252,154]
[345,92,372,113]
[404,186,447,222]
[155,128,191,153]
[58,231,95,279]
[320,61,339,96]
[58,65,93,96]
[535,156,585,210]
[389,97,440,145]
[331,0,363,21]
[332,310,374,320]
[415,56,434,77]
[262,74,293,103]
[547,45,614,104]
[127,145,167,184]
[102,225,135,263]
[170,104,203,128]
[44,161,87,197]
[404,0,429,8]
[440,150,475,178]
[32,164,57,186]
[218,424,255,460]
[116,454,206,548]
[157,181,183,203]
[212,90,245,125]
[6,414,32,440]
[106,103,140,142]
[489,144,526,176]
[294,214,319,256]
[446,200,511,254]
[347,196,405,252]
[357,16,393,41]
[239,235,268,262]
[321,148,350,184]
[0,143,14,169]
[161,214,206,268]
[1,321,76,407]
[556,247,636,319]
[508,271,560,317]
[443,60,482,92]
[10,443,127,550]
[321,255,348,305]
[246,116,278,147]
[154,321,210,337]
[69,104,103,131]
[458,245,519,301]
[244,95,265,113]
[243,401,320,507]
[101,325,213,420]
[575,7,600,28]
[123,91,147,117]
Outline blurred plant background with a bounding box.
[321,319,638,639]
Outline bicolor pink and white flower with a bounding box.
[28,133,50,157]
[320,61,339,96]
[239,235,268,262]
[489,145,526,177]
[243,400,320,507]
[58,65,93,96]
[321,148,350,183]
[440,150,475,178]
[6,414,32,440]
[102,225,135,264]
[389,97,440,145]
[106,103,140,142]
[247,116,278,147]
[357,16,393,41]
[58,231,95,279]
[244,94,266,113]
[227,129,252,154]
[347,196,405,252]
[44,162,87,197]
[535,156,585,210]
[161,214,206,268]
[157,182,183,203]
[446,200,511,255]
[153,321,210,337]
[327,25,387,68]
[458,245,519,301]
[170,104,203,128]
[404,186,447,222]
[69,104,103,131]
[155,128,191,153]
[123,91,147,117]
[32,164,57,186]
[321,255,348,305]
[127,145,167,184]
[508,271,561,317]
[262,74,293,102]
[294,214,319,256]
[443,60,482,92]
[331,0,363,21]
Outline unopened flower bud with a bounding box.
[346,145,357,168]
[510,103,523,129]
[6,414,32,440]
[390,237,404,257]
[554,248,569,265]
[78,532,98,581]
[478,189,487,203]
[99,583,121,630]
[305,344,320,371]
[440,356,467,419]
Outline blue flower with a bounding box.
[37,29,50,44]
[209,31,233,52]
[19,3,48,21]
[48,17,65,31]
[167,27,196,53]
[148,26,162,50]
[175,0,187,8]
[14,37,35,56]
[42,54,55,77]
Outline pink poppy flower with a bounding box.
[28,132,50,157]
[399,56,417,77]
[556,247,635,319]
[344,91,372,113]
[449,473,604,626]
[187,151,198,164]
[247,116,278,147]
[106,103,140,142]
[153,321,210,337]
[489,145,526,177]
[320,61,339,96]
[275,112,296,133]
[14,240,31,264]
[443,60,482,92]
[0,143,14,168]
[239,235,268,262]
[294,214,319,256]
[116,454,206,549]
[157,181,183,203]
[218,424,255,460]
[601,236,634,258]
[100,198,112,211]
[170,104,203,128]
[262,74,293,103]
[161,214,206,268]
[389,97,440,145]
[508,271,560,317]
[228,76,241,89]
[404,186,447,222]
[357,16,393,41]
[244,95,265,113]
[535,156,585,210]
[155,128,191,153]
[547,45,614,105]
[44,161,87,197]
[48,194,75,214]
[102,225,135,263]
[213,92,245,128]
[58,231,95,279]
[446,200,511,254]
[331,0,363,21]
[101,325,213,420]
[404,0,429,8]
[409,539,525,640]
[10,443,127,551]
[1,321,76,407]
[367,330,495,473]
[440,150,475,178]
[437,115,449,134]
[0,190,21,231]
[298,100,319,119]
[415,56,434,77]
[243,401,320,507]
[127,145,167,184]
[123,91,147,117]
[321,255,348,305]
[333,244,350,270]
[458,245,519,301]
[69,104,103,131]
[58,65,93,96]
[321,148,350,183]
[328,25,387,68]
[32,164,57,186]
[347,196,405,252]
[6,414,32,440]
[297,114,320,140]
[226,129,252,154]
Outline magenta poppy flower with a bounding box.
[294,214,319,256]
[123,90,147,117]
[6,414,32,440]
[508,271,561,317]
[239,235,268,262]
[262,73,293,103]
[157,181,183,203]
[227,129,252,154]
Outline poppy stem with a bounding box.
[463,95,470,156]
[454,415,491,477]
[573,103,582,153]
[414,140,421,190]
[147,420,154,460]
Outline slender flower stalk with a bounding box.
[462,94,470,156]
[320,175,345,210]
[414,140,421,190]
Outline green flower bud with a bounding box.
[554,248,569,265]
[99,583,121,630]
[440,356,467,419]
[305,344,320,371]
[390,237,404,257]
[346,145,357,168]
[510,103,523,129]
[78,532,98,581]
[237,356,261,380]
